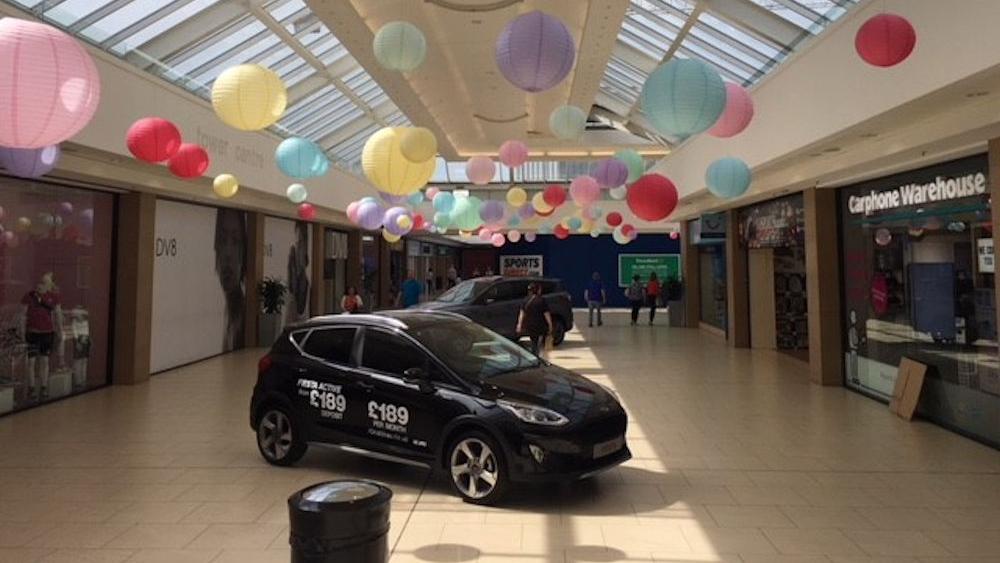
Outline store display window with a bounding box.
[0,178,114,415]
[691,215,727,332]
[839,155,997,446]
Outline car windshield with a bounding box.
[409,320,541,382]
[433,279,488,304]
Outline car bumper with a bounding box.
[498,419,631,482]
[507,445,631,482]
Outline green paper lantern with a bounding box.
[641,59,726,137]
[613,149,645,183]
[373,21,426,72]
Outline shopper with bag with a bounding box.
[626,274,645,326]
[517,282,553,356]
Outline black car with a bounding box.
[418,276,574,346]
[250,311,630,505]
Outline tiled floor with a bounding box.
[0,311,997,562]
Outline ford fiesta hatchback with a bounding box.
[250,310,630,504]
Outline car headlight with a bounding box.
[497,400,569,426]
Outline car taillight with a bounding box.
[258,355,273,374]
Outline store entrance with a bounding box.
[747,245,810,361]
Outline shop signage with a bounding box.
[617,254,681,287]
[738,195,804,248]
[500,255,543,277]
[848,172,987,215]
[979,238,995,273]
[693,213,726,244]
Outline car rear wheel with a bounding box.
[448,432,508,505]
[551,319,566,346]
[256,406,307,466]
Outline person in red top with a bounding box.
[646,272,661,325]
[340,286,363,314]
[20,272,63,401]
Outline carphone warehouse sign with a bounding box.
[848,172,987,215]
[500,255,543,277]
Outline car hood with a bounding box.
[483,364,618,423]
[414,300,462,311]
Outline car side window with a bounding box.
[361,329,432,378]
[484,282,519,302]
[509,280,530,300]
[302,328,357,365]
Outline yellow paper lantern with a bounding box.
[362,127,436,195]
[506,186,528,207]
[532,192,553,213]
[213,174,239,198]
[382,229,401,243]
[459,230,472,239]
[396,214,413,230]
[399,127,437,162]
[211,64,287,131]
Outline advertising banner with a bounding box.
[500,255,543,277]
[264,216,312,332]
[738,194,804,248]
[151,201,247,373]
[617,254,681,287]
[978,238,995,273]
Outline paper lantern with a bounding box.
[297,203,317,221]
[478,228,493,243]
[543,184,567,207]
[0,145,60,178]
[466,156,496,185]
[286,183,308,204]
[383,229,401,243]
[612,226,630,245]
[363,127,435,195]
[213,174,239,199]
[592,158,628,188]
[433,191,455,213]
[168,143,210,179]
[506,186,528,207]
[373,21,426,72]
[642,59,726,137]
[524,232,536,242]
[553,224,570,240]
[549,105,586,140]
[518,204,536,220]
[590,227,601,238]
[855,13,916,68]
[0,19,101,149]
[408,192,425,207]
[357,200,385,231]
[491,233,506,247]
[433,211,451,229]
[669,231,680,240]
[708,83,754,138]
[499,140,529,167]
[400,127,437,162]
[532,192,553,214]
[126,117,181,163]
[706,157,752,199]
[567,217,583,231]
[384,206,413,236]
[276,137,329,179]
[508,216,521,228]
[412,214,425,231]
[508,229,522,243]
[627,173,678,222]
[450,195,484,231]
[570,175,600,207]
[425,186,440,200]
[379,191,408,205]
[15,217,31,232]
[609,185,628,200]
[211,64,287,131]
[606,212,623,227]
[480,200,505,224]
[347,201,361,224]
[614,149,644,183]
[495,10,575,93]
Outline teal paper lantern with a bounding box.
[614,149,645,183]
[449,195,484,231]
[275,137,329,179]
[373,21,426,72]
[705,157,752,199]
[641,59,726,138]
[567,217,583,231]
[549,105,587,140]
[433,211,451,230]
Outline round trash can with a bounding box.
[288,480,393,563]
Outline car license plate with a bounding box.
[593,436,624,459]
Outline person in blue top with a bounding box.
[398,270,423,308]
[584,271,607,328]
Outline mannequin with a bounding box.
[69,307,89,391]
[19,273,63,401]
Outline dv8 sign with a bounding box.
[500,255,543,277]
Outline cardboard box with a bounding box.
[890,357,927,421]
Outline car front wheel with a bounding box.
[448,432,508,505]
[256,406,307,466]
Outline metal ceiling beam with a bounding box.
[125,2,249,69]
[286,55,362,105]
[98,0,201,50]
[318,99,398,149]
[700,0,804,46]
[66,0,132,33]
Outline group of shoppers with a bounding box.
[583,271,662,327]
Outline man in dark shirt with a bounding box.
[585,272,606,327]
[517,282,553,356]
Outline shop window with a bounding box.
[0,178,114,415]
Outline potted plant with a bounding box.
[258,276,287,346]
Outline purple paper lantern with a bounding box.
[479,200,505,224]
[517,204,536,220]
[0,145,60,178]
[357,200,385,231]
[378,191,408,205]
[591,158,628,188]
[495,10,576,93]
[383,206,413,237]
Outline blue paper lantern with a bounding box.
[495,11,575,93]
[373,21,426,72]
[433,191,455,213]
[567,217,583,231]
[275,137,329,179]
[641,59,726,138]
[705,157,752,199]
[408,191,424,207]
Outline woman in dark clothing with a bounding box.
[517,282,553,356]
[646,272,661,325]
[626,274,645,326]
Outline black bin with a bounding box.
[288,480,392,563]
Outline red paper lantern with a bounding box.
[298,203,317,221]
[606,211,623,227]
[626,173,678,222]
[168,143,210,179]
[543,184,567,207]
[855,13,916,68]
[553,224,570,239]
[669,231,680,240]
[412,213,426,231]
[621,224,636,238]
[126,117,182,163]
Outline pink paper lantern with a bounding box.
[478,228,493,242]
[491,232,506,247]
[466,156,496,185]
[425,186,440,200]
[855,13,916,68]
[708,83,754,138]
[498,140,529,167]
[346,201,361,224]
[570,175,600,207]
[0,19,102,149]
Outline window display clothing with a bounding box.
[19,275,62,401]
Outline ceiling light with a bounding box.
[546,151,589,157]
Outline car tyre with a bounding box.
[256,405,307,466]
[447,431,508,505]
[550,319,567,347]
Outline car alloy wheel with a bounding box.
[450,437,500,501]
[256,407,306,466]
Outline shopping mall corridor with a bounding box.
[0,312,997,563]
